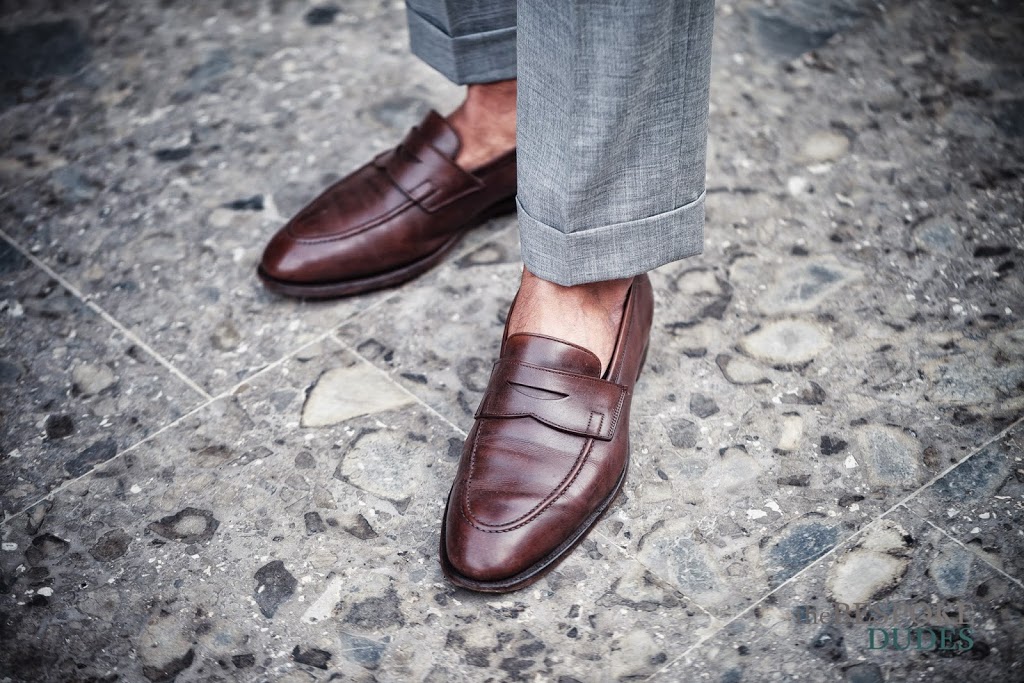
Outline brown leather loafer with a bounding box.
[440,275,654,592]
[258,111,516,298]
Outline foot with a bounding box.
[440,275,654,592]
[446,79,517,171]
[258,110,516,298]
[506,269,634,374]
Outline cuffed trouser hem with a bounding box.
[406,6,517,85]
[517,192,706,287]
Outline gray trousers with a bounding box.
[407,0,714,286]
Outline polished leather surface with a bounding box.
[442,275,654,590]
[259,111,516,295]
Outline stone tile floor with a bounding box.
[1,0,1022,681]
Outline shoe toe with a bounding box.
[443,516,537,584]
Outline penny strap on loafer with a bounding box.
[373,124,483,213]
[474,359,628,440]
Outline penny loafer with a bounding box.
[258,111,516,298]
[440,274,654,592]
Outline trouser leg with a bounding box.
[405,0,517,84]
[516,0,715,286]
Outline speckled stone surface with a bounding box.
[2,0,1022,681]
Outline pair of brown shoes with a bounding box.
[259,112,653,592]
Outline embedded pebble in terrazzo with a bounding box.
[24,500,52,535]
[914,215,961,255]
[933,440,1011,505]
[827,545,909,605]
[64,438,118,476]
[820,435,848,455]
[71,362,117,395]
[844,663,885,683]
[89,528,131,562]
[808,625,846,662]
[664,417,701,448]
[739,320,830,366]
[827,519,912,604]
[24,533,69,564]
[292,645,332,669]
[787,175,811,196]
[855,425,923,488]
[776,413,804,452]
[637,523,718,597]
[922,351,1024,407]
[798,131,850,162]
[715,353,770,385]
[254,560,298,619]
[334,429,428,507]
[690,392,720,418]
[780,380,827,405]
[343,588,405,630]
[339,633,385,670]
[210,318,241,351]
[929,545,975,597]
[668,320,717,358]
[342,513,378,540]
[147,507,219,544]
[766,521,839,585]
[703,447,760,491]
[138,608,197,682]
[757,257,862,315]
[231,654,255,669]
[44,414,75,439]
[300,364,413,427]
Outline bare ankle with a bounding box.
[508,269,633,373]
[447,79,517,171]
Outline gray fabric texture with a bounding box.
[407,0,715,285]
[406,0,517,84]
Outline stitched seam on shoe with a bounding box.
[502,361,626,437]
[286,193,416,243]
[421,181,484,213]
[461,431,593,533]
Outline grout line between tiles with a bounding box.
[647,415,1024,679]
[884,416,1023,516]
[1,395,216,526]
[910,510,1024,592]
[213,290,396,394]
[593,528,718,621]
[646,513,894,679]
[328,332,469,439]
[0,294,392,527]
[0,228,213,401]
